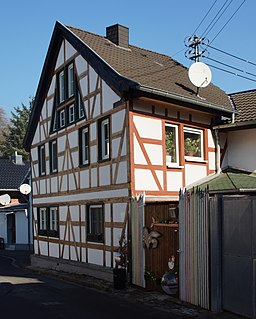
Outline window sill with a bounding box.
[185,157,208,163]
[166,164,184,169]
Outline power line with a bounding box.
[190,0,218,38]
[206,63,256,83]
[201,0,232,38]
[206,57,256,78]
[207,44,256,67]
[209,0,246,44]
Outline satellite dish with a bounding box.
[188,62,212,88]
[0,194,11,206]
[19,184,31,195]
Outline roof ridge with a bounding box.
[229,88,256,96]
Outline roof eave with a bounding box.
[213,119,256,131]
[136,85,233,117]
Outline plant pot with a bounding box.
[166,155,172,164]
[113,268,126,289]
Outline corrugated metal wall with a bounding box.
[179,188,210,309]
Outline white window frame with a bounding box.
[49,207,58,232]
[184,127,204,160]
[39,144,46,176]
[69,104,75,123]
[165,123,179,167]
[39,208,47,230]
[101,118,110,160]
[81,127,89,165]
[50,140,57,173]
[78,91,85,118]
[59,109,65,128]
[68,63,74,98]
[59,70,65,103]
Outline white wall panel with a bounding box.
[55,41,64,69]
[167,171,183,191]
[70,246,78,261]
[105,251,112,268]
[88,248,103,266]
[185,164,207,186]
[155,170,163,188]
[112,109,125,133]
[116,161,127,184]
[80,169,90,189]
[70,205,79,221]
[49,243,59,258]
[105,203,111,222]
[89,66,97,92]
[99,165,110,186]
[68,131,78,149]
[102,80,119,113]
[31,148,38,161]
[75,55,87,76]
[133,116,162,140]
[39,241,48,256]
[134,134,147,164]
[144,144,163,165]
[113,228,122,246]
[91,167,97,187]
[65,40,76,60]
[60,174,68,192]
[112,137,121,159]
[41,102,47,120]
[90,122,97,142]
[58,136,66,153]
[48,75,56,97]
[113,203,126,222]
[121,134,127,156]
[32,125,40,144]
[105,228,111,246]
[135,169,158,191]
[80,76,88,97]
[34,241,38,254]
[69,173,76,191]
[62,245,69,260]
[39,180,46,194]
[208,129,215,148]
[81,247,86,262]
[208,152,216,171]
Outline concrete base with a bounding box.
[31,254,113,282]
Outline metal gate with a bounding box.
[222,196,256,318]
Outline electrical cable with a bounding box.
[190,0,218,38]
[207,44,256,67]
[206,57,256,78]
[206,63,256,83]
[208,0,246,44]
[201,0,231,38]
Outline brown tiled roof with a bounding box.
[229,90,256,122]
[67,25,232,111]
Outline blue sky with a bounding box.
[1,0,255,118]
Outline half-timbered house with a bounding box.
[23,22,233,285]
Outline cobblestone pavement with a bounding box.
[0,250,245,319]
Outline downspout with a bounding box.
[215,129,221,174]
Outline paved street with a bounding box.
[0,250,245,319]
[0,250,186,319]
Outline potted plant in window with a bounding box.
[184,137,200,157]
[165,130,176,164]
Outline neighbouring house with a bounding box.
[179,89,256,317]
[0,152,32,250]
[23,22,233,286]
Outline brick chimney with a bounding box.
[106,24,129,48]
[12,151,23,165]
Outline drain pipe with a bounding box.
[215,129,221,174]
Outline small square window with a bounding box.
[184,127,203,159]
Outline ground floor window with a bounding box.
[87,205,104,243]
[38,206,59,237]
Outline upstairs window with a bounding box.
[49,140,58,173]
[68,104,75,124]
[78,91,85,118]
[165,124,179,166]
[49,207,59,237]
[184,127,203,159]
[38,208,47,236]
[38,144,46,176]
[79,126,89,166]
[59,109,66,128]
[98,117,110,161]
[68,63,74,98]
[58,70,65,104]
[87,205,104,243]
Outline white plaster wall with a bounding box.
[112,137,121,159]
[112,109,125,133]
[49,243,59,258]
[104,204,111,222]
[75,55,87,76]
[68,131,78,149]
[90,122,97,142]
[89,66,97,92]
[144,144,163,165]
[208,129,215,148]
[39,241,48,256]
[133,116,162,140]
[48,75,56,97]
[99,165,110,186]
[133,135,147,165]
[55,41,64,69]
[226,129,256,172]
[185,164,207,186]
[41,101,47,121]
[113,228,122,246]
[15,212,28,244]
[51,176,58,193]
[208,152,216,171]
[167,171,183,191]
[102,80,120,113]
[105,251,112,268]
[92,95,101,118]
[135,169,159,191]
[113,203,126,222]
[69,173,77,191]
[65,40,76,60]
[80,169,90,189]
[91,167,97,187]
[88,248,103,266]
[115,161,128,184]
[105,228,111,246]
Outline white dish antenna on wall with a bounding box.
[188,62,212,88]
[19,184,31,195]
[0,194,11,206]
